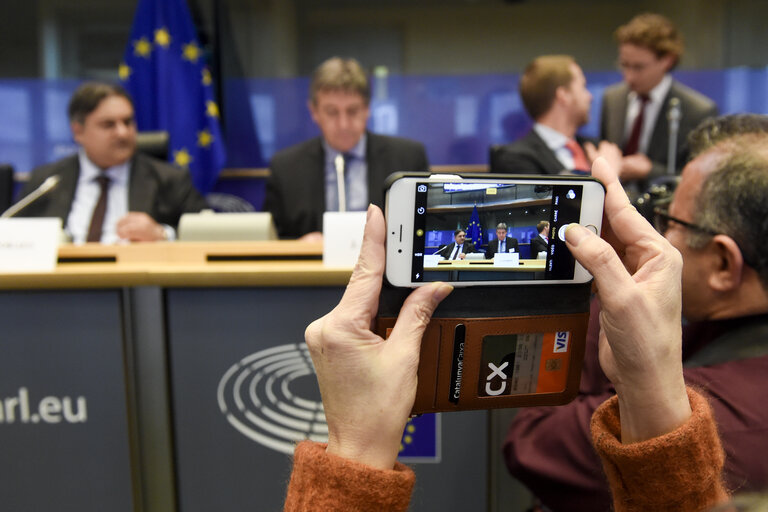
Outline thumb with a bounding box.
[388,282,453,350]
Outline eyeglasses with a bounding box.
[652,207,719,236]
[617,61,651,73]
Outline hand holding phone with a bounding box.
[379,173,604,413]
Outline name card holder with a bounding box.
[0,218,62,272]
[493,252,520,268]
[322,212,367,267]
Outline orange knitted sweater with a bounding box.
[284,388,728,511]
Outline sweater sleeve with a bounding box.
[284,441,415,512]
[591,387,729,512]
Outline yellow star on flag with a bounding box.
[173,148,193,168]
[154,27,171,48]
[197,130,213,148]
[133,37,153,58]
[119,63,132,81]
[206,100,220,118]
[182,42,201,63]
[202,68,212,86]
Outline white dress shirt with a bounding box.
[533,123,575,170]
[66,151,130,244]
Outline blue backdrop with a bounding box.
[2,67,768,207]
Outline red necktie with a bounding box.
[565,140,590,173]
[623,94,650,155]
[86,174,111,243]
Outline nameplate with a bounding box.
[493,252,520,267]
[0,218,62,272]
[322,212,367,267]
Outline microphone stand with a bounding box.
[666,97,681,176]
[1,175,61,218]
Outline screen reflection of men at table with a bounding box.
[264,57,429,241]
[18,82,208,243]
[485,222,519,259]
[435,229,476,260]
[530,220,550,257]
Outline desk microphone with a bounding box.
[334,154,346,212]
[1,175,61,218]
[666,97,681,176]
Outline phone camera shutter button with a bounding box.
[586,224,598,234]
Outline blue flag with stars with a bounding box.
[120,0,225,194]
[466,204,483,249]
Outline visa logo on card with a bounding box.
[554,331,569,353]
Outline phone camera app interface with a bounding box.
[411,181,582,283]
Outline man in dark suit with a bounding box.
[485,222,519,259]
[265,57,429,240]
[492,55,622,175]
[18,82,207,243]
[435,229,475,260]
[530,220,550,257]
[601,13,719,194]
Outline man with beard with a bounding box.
[492,55,621,175]
[18,82,207,243]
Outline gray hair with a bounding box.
[686,118,768,289]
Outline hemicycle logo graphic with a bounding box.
[217,343,327,455]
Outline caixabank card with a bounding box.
[376,284,590,414]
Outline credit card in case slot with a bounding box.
[377,313,588,414]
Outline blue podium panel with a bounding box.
[0,290,135,512]
[166,287,488,512]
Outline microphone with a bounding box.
[334,154,346,212]
[1,175,61,218]
[666,97,681,176]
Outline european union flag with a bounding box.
[119,0,225,194]
[466,204,483,248]
[398,413,440,462]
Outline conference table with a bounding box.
[424,257,546,281]
[0,241,496,512]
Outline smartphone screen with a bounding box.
[386,177,602,286]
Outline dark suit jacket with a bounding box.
[18,152,208,229]
[436,241,475,259]
[600,79,719,188]
[485,237,519,259]
[265,132,429,239]
[530,235,549,256]
[491,130,593,175]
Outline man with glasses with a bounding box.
[600,13,718,196]
[504,114,768,511]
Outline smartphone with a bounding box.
[385,173,605,287]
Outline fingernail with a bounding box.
[366,203,375,220]
[564,223,590,245]
[432,282,454,302]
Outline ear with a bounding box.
[660,53,676,73]
[71,121,84,145]
[707,234,745,292]
[307,99,319,125]
[554,85,570,105]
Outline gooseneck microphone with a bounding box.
[334,154,346,212]
[666,97,681,176]
[1,175,61,218]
